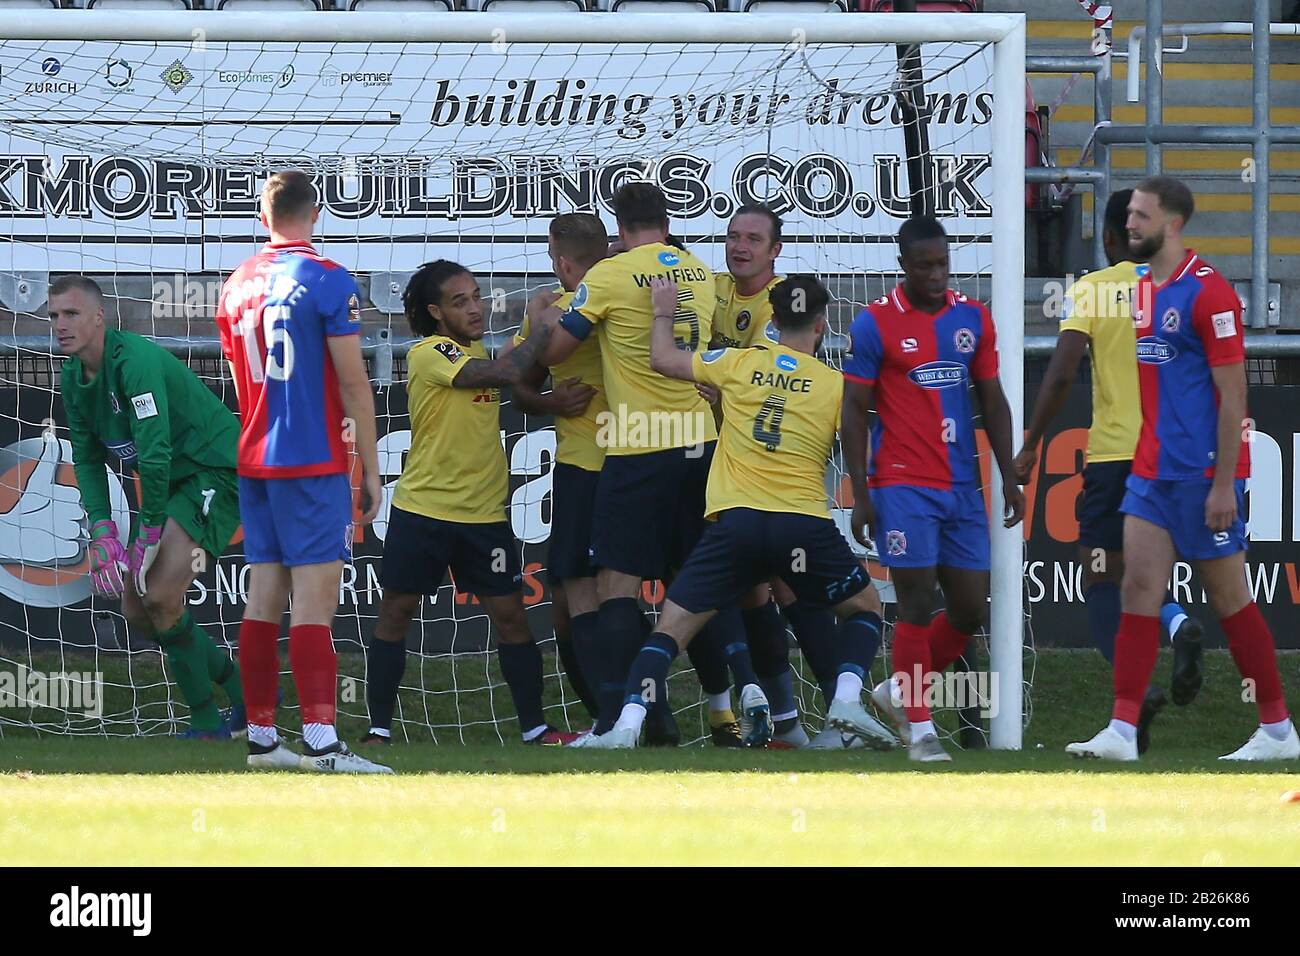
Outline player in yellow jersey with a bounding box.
[499,213,611,733]
[363,260,578,746]
[528,182,767,746]
[1014,190,1202,754]
[585,276,896,749]
[710,206,847,750]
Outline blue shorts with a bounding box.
[1079,459,1131,552]
[870,484,989,570]
[667,508,871,613]
[1120,474,1247,560]
[550,462,599,582]
[590,443,714,580]
[380,506,522,598]
[239,473,352,567]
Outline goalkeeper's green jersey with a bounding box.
[61,328,239,528]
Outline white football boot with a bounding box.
[246,740,302,770]
[826,697,899,750]
[738,683,773,748]
[870,678,912,747]
[1220,723,1300,761]
[1066,726,1138,762]
[807,725,869,750]
[299,741,394,774]
[908,733,953,763]
[580,725,637,749]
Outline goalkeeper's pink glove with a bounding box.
[87,520,127,600]
[128,523,163,597]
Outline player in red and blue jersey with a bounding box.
[1069,177,1298,762]
[216,170,389,774]
[841,216,1024,762]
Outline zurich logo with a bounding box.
[776,354,798,372]
[657,251,680,267]
[907,360,966,389]
[41,57,61,76]
[1136,336,1178,365]
[700,348,726,364]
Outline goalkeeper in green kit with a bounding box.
[54,276,246,739]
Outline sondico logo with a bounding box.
[0,434,131,608]
[50,886,151,936]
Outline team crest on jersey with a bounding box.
[700,348,727,364]
[1160,308,1180,333]
[885,530,907,556]
[657,251,681,267]
[433,340,464,363]
[953,328,976,354]
[571,282,589,309]
[901,337,918,353]
[735,310,752,332]
[776,354,798,372]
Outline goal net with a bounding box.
[0,9,1029,747]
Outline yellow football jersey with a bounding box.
[393,335,507,524]
[1058,261,1142,463]
[564,242,718,456]
[513,291,606,473]
[712,272,782,349]
[692,345,842,521]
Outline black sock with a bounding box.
[708,605,759,690]
[838,611,883,678]
[365,637,407,733]
[596,597,647,734]
[497,641,545,735]
[743,601,791,681]
[686,620,732,696]
[624,633,679,719]
[783,600,840,708]
[564,611,602,720]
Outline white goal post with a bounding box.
[0,9,1026,748]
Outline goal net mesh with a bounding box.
[0,28,1032,745]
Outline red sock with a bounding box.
[927,613,972,673]
[238,618,280,727]
[1220,602,1289,724]
[892,621,933,723]
[289,624,338,726]
[1112,612,1160,725]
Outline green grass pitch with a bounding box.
[1,649,1298,866]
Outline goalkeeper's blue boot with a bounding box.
[179,721,232,741]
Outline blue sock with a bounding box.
[1083,582,1120,663]
[623,633,679,714]
[837,611,883,678]
[496,641,545,735]
[1160,600,1188,641]
[782,600,840,707]
[743,601,798,722]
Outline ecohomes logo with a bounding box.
[217,64,296,89]
[321,64,393,89]
[0,434,131,608]
[105,58,134,92]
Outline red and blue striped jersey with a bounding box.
[843,285,999,490]
[215,240,362,479]
[1131,251,1249,481]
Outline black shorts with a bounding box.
[590,443,715,580]
[1079,459,1131,552]
[551,462,600,582]
[667,508,871,613]
[380,506,522,598]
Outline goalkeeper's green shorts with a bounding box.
[131,467,241,560]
